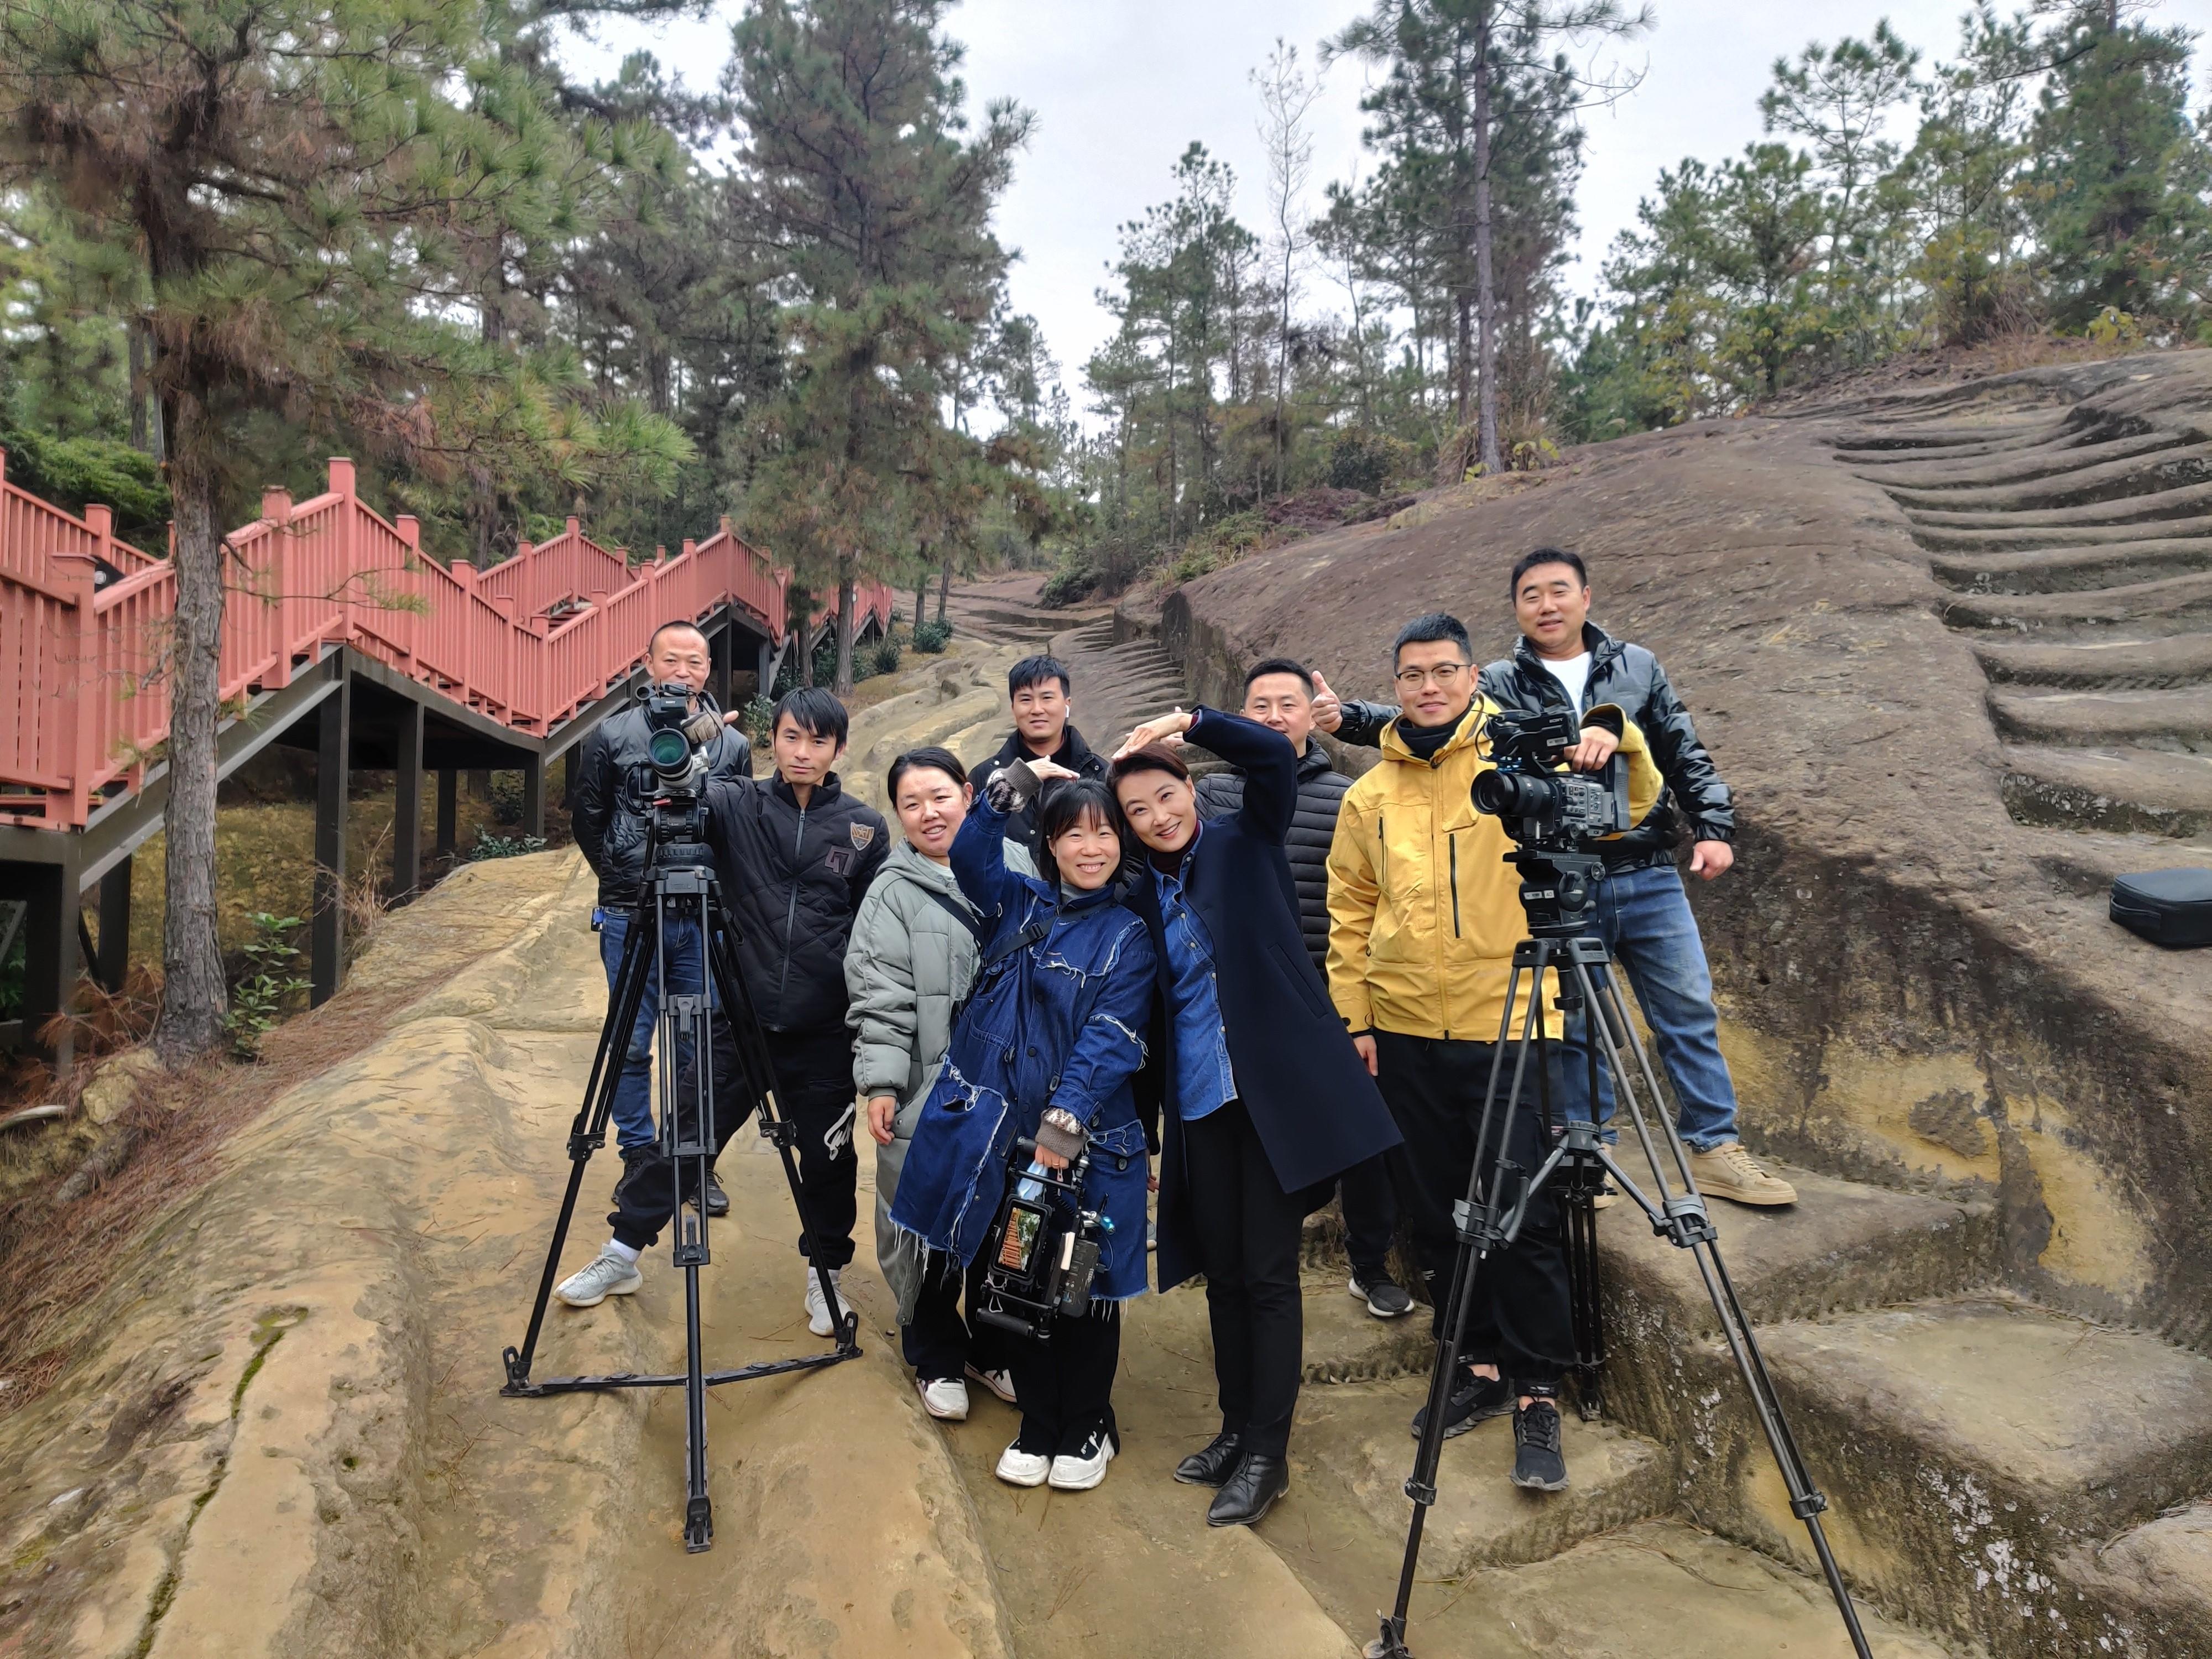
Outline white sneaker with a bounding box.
[804,1268,844,1338]
[996,1441,1051,1488]
[917,1376,970,1421]
[556,1248,641,1308]
[1048,1427,1117,1491]
[966,1363,1019,1405]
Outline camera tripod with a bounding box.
[501,805,860,1553]
[1370,850,1870,1659]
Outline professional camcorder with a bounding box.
[639,681,714,799]
[974,1108,1113,1342]
[1472,707,1630,851]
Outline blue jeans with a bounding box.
[1569,861,1740,1154]
[596,909,708,1153]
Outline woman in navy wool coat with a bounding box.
[1109,705,1402,1528]
[888,762,1157,1497]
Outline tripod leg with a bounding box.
[681,1207,714,1551]
[1564,1190,1604,1419]
[707,927,860,1354]
[1373,954,1546,1659]
[505,911,651,1392]
[1687,1238,1871,1658]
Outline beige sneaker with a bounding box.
[1691,1142,1797,1207]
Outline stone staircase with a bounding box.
[1833,383,2212,846]
[1097,575,2212,1659]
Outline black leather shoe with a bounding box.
[704,1172,729,1218]
[1175,1431,1244,1487]
[1207,1453,1288,1527]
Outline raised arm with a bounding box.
[1047,917,1157,1124]
[1185,707,1297,845]
[1331,697,1399,750]
[948,787,1035,943]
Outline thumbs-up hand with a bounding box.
[1311,671,1344,735]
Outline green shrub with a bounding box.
[227,912,307,1059]
[911,619,952,654]
[488,771,525,825]
[0,423,172,548]
[1326,429,1416,495]
[870,635,904,676]
[742,693,776,746]
[1039,560,1100,608]
[464,828,547,862]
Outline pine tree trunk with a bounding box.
[936,556,952,624]
[1472,12,1503,475]
[800,608,815,686]
[151,403,229,1062]
[834,574,857,696]
[913,571,928,633]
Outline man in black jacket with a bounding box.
[1193,658,1412,1319]
[557,686,889,1327]
[972,654,1107,863]
[570,620,753,1202]
[1479,548,1794,1207]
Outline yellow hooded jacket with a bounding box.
[1326,700,1664,1042]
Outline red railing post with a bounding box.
[53,549,97,826]
[260,487,294,689]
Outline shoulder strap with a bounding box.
[919,884,985,949]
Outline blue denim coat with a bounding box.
[888,794,1157,1302]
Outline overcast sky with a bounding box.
[567,0,2212,405]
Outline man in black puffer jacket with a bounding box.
[571,620,753,1176]
[1478,547,1794,1208]
[1193,658,1413,1319]
[972,654,1109,867]
[559,684,889,1326]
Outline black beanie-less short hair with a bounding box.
[771,685,849,746]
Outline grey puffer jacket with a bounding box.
[844,841,982,1318]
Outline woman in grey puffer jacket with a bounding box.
[845,747,1012,1421]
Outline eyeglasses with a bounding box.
[1394,662,1470,690]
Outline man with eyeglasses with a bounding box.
[1327,612,1661,1493]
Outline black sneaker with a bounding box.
[704,1172,730,1217]
[1510,1397,1569,1491]
[1349,1270,1415,1319]
[1410,1369,1513,1441]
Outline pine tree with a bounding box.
[727,0,1030,694]
[0,0,680,1059]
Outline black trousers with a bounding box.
[1371,1031,1575,1390]
[1183,1099,1307,1460]
[1338,1151,1400,1280]
[1010,1303,1122,1457]
[902,1248,1012,1382]
[607,1019,857,1265]
[765,1026,859,1270]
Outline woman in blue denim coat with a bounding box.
[889,762,1157,1495]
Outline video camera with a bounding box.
[974,1109,1113,1342]
[1472,708,1630,850]
[640,682,712,801]
[1471,707,1632,937]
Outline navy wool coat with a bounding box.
[1133,707,1404,1292]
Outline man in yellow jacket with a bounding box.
[1326,611,1662,1493]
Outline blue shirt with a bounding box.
[1156,826,1237,1123]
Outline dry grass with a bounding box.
[0,942,477,1415]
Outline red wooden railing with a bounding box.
[0,455,893,830]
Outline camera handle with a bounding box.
[1368,932,1871,1659]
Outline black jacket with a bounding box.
[701,771,889,1034]
[1479,622,1734,865]
[573,697,753,908]
[972,723,1108,853]
[1132,708,1404,1294]
[1192,740,1349,972]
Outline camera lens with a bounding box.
[647,729,692,770]
[1472,769,1554,818]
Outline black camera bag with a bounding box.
[2109,868,2212,949]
